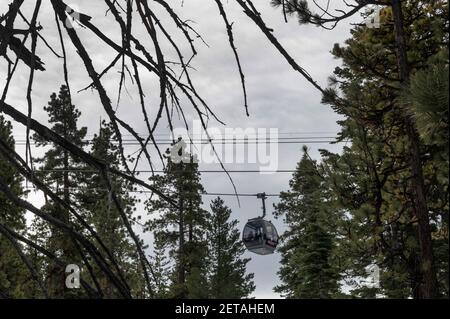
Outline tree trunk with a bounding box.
[391,0,438,298]
[61,120,71,298]
[63,149,69,211]
[178,198,185,290]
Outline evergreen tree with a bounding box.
[318,2,448,298]
[404,52,449,296]
[185,266,210,299]
[274,149,339,298]
[207,197,255,299]
[145,140,209,299]
[80,120,142,298]
[25,215,50,298]
[0,116,30,298]
[32,85,87,298]
[405,51,449,154]
[272,0,448,299]
[148,239,171,298]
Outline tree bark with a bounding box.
[178,198,185,294]
[391,0,438,298]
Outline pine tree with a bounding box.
[405,51,449,154]
[207,197,255,299]
[318,1,448,298]
[145,140,209,299]
[0,115,30,298]
[272,0,448,299]
[274,150,339,298]
[80,120,142,298]
[404,51,449,297]
[24,215,50,298]
[148,239,171,298]
[407,47,450,300]
[32,85,88,298]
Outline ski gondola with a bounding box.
[242,193,279,255]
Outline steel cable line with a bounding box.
[23,185,282,197]
[33,169,298,173]
[14,141,343,147]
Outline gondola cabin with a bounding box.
[243,217,279,255]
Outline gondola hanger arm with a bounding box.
[257,192,267,219]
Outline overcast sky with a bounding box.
[1,0,363,298]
